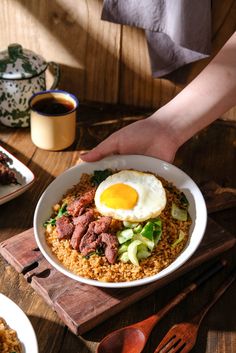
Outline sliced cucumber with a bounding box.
[127,240,142,266]
[119,251,129,263]
[117,228,134,244]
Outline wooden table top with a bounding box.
[0,104,235,353]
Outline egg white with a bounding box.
[94,170,167,222]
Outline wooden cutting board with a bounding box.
[0,217,235,335]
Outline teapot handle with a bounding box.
[47,61,60,90]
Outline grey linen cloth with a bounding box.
[102,0,211,77]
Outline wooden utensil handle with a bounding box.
[192,268,236,325]
[155,259,227,320]
[194,260,227,286]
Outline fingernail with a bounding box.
[80,151,88,156]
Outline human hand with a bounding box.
[82,32,236,164]
[80,113,180,163]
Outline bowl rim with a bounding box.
[33,155,207,288]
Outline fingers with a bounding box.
[80,135,119,162]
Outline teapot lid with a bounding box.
[0,43,47,79]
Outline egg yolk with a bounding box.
[100,183,138,209]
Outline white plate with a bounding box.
[34,155,207,289]
[0,145,35,205]
[0,293,38,353]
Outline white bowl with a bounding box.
[0,293,38,353]
[34,155,207,288]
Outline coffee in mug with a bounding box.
[29,90,78,151]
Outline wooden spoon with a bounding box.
[96,260,226,353]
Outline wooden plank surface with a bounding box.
[0,0,235,119]
[0,0,121,103]
[0,112,235,353]
[0,218,235,335]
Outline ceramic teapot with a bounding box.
[0,43,60,127]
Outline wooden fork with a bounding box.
[154,269,236,353]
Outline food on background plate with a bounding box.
[44,169,191,282]
[0,317,22,353]
[0,151,18,185]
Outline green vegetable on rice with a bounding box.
[116,196,189,265]
[43,203,68,227]
[117,218,162,265]
[91,169,113,186]
[171,230,186,248]
[171,203,188,221]
[117,228,134,244]
[127,240,142,266]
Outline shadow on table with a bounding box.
[83,255,236,353]
[29,314,94,353]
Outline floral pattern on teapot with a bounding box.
[0,43,60,127]
[0,76,46,127]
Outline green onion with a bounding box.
[43,217,56,227]
[57,203,68,218]
[43,203,68,228]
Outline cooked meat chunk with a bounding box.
[79,216,110,256]
[72,209,93,226]
[100,232,119,264]
[93,216,112,234]
[56,215,75,240]
[0,162,18,185]
[79,216,117,263]
[67,189,96,217]
[70,209,94,250]
[0,152,10,164]
[79,222,101,256]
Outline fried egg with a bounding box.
[94,170,167,222]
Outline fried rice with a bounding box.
[0,317,22,353]
[45,171,192,282]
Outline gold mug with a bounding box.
[29,90,78,151]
